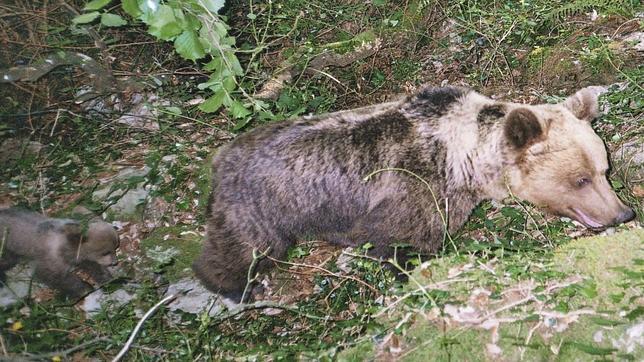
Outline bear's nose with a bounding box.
[614,208,636,225]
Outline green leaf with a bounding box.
[164,106,182,115]
[199,90,227,113]
[222,76,236,92]
[609,292,625,303]
[122,0,141,17]
[73,11,100,24]
[146,5,182,40]
[578,280,598,299]
[101,13,127,27]
[174,30,206,61]
[199,0,226,13]
[625,306,643,321]
[139,0,159,15]
[84,0,112,11]
[225,52,243,76]
[177,12,201,31]
[589,316,624,327]
[233,116,252,131]
[569,342,617,356]
[203,56,224,72]
[229,100,251,119]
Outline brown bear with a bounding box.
[193,86,635,301]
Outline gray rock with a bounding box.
[92,166,151,218]
[0,265,36,307]
[0,139,44,163]
[613,139,644,180]
[614,139,644,166]
[336,248,357,274]
[622,32,644,52]
[165,277,237,317]
[82,288,135,318]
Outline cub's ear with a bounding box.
[562,86,607,122]
[504,108,542,149]
[61,221,83,241]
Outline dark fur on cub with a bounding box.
[194,85,633,300]
[0,208,119,298]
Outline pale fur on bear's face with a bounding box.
[506,87,634,229]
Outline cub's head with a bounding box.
[504,86,635,229]
[84,221,120,265]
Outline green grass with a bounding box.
[0,0,642,360]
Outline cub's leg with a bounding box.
[34,260,92,298]
[0,250,19,282]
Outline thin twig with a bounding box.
[266,254,379,293]
[241,247,271,302]
[111,294,177,362]
[213,300,330,321]
[374,277,472,318]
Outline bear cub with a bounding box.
[0,208,120,298]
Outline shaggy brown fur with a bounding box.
[0,208,120,298]
[194,86,634,301]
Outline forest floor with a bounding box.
[0,0,642,360]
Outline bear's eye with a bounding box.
[576,177,591,187]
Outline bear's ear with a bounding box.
[562,86,606,122]
[504,108,542,149]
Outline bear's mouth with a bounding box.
[570,207,605,230]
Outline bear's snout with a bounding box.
[614,207,636,225]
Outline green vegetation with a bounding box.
[0,0,641,360]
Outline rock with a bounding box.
[79,90,168,131]
[613,139,644,180]
[82,288,135,318]
[614,139,644,165]
[336,248,356,273]
[92,166,151,218]
[143,196,170,225]
[622,32,644,52]
[164,277,237,318]
[115,93,166,131]
[0,265,37,308]
[611,321,644,355]
[0,138,44,163]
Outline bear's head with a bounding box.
[503,86,635,229]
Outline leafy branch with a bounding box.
[73,0,256,124]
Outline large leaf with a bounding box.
[225,51,243,76]
[72,11,100,24]
[83,0,112,11]
[101,13,127,27]
[174,30,206,61]
[199,89,227,113]
[229,100,251,119]
[199,0,226,13]
[139,0,159,14]
[146,5,182,40]
[122,0,141,17]
[173,9,200,31]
